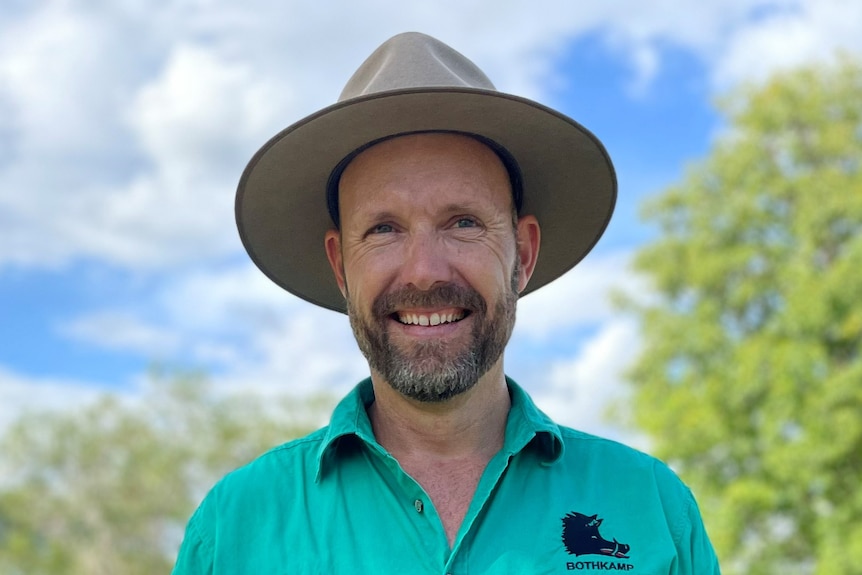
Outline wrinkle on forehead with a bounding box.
[338,132,515,222]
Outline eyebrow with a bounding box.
[360,210,398,224]
[359,201,488,223]
[440,201,489,213]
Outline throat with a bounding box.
[401,456,490,547]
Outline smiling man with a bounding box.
[327,133,537,409]
[172,32,720,574]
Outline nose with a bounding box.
[398,231,453,291]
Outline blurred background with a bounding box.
[1,1,860,573]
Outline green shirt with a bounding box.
[172,378,720,574]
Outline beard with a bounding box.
[346,265,519,403]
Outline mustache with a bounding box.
[372,284,487,318]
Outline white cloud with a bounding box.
[0,367,104,431]
[156,263,296,334]
[57,249,645,400]
[506,251,653,444]
[515,251,643,339]
[3,0,862,437]
[2,0,861,272]
[714,0,862,87]
[530,318,647,447]
[51,268,645,439]
[59,311,184,356]
[0,5,115,156]
[211,307,368,397]
[161,264,368,396]
[57,263,367,395]
[128,43,292,178]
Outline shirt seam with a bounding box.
[671,486,695,549]
[188,506,215,567]
[556,426,648,453]
[266,433,326,454]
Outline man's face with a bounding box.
[324,133,539,402]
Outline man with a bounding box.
[173,32,720,573]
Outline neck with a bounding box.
[368,361,510,462]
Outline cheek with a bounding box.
[342,251,395,302]
[456,245,517,292]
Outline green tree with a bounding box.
[0,373,332,575]
[623,58,862,574]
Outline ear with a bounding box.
[324,228,347,297]
[515,214,540,293]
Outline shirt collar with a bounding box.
[502,376,564,464]
[315,377,563,482]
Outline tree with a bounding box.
[623,58,862,574]
[0,372,333,575]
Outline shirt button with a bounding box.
[414,499,424,513]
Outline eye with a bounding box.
[369,223,395,234]
[454,217,479,228]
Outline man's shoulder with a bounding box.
[555,425,690,492]
[212,425,330,493]
[556,425,652,461]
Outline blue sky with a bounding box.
[1,0,860,437]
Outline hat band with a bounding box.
[325,130,524,229]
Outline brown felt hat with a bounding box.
[236,32,616,313]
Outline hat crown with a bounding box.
[339,32,496,101]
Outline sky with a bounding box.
[1,0,861,442]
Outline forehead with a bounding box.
[337,133,513,217]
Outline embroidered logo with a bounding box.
[561,512,631,559]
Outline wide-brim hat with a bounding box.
[236,32,616,313]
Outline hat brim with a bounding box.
[236,87,617,313]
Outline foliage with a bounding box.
[0,373,332,575]
[623,57,862,574]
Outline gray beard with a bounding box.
[346,272,518,403]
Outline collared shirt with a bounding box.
[172,378,720,574]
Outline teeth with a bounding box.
[398,311,464,326]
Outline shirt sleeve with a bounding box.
[673,491,721,575]
[171,501,214,575]
[651,459,721,574]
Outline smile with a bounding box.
[395,310,467,326]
